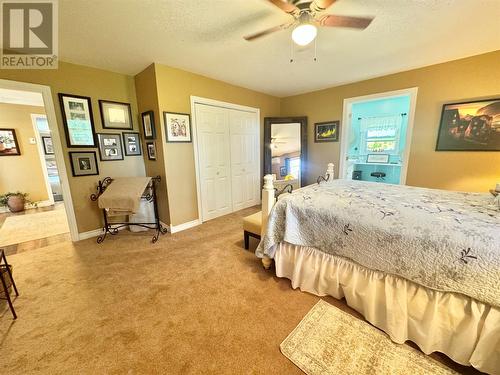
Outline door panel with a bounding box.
[229,109,259,211]
[195,104,232,221]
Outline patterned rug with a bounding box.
[0,208,69,247]
[280,300,458,375]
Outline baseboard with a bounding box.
[169,219,201,234]
[78,225,129,241]
[0,199,53,213]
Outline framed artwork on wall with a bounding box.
[164,111,192,142]
[42,136,54,155]
[122,132,142,156]
[141,111,156,140]
[146,141,156,160]
[0,128,21,156]
[59,93,97,147]
[436,98,500,151]
[97,133,124,161]
[99,100,133,130]
[314,121,339,142]
[69,151,99,177]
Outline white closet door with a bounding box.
[229,109,260,211]
[195,104,232,221]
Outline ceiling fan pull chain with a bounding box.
[314,36,317,62]
[290,36,295,63]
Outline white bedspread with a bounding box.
[257,180,500,307]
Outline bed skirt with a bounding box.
[273,243,500,375]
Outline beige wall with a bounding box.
[0,103,48,202]
[0,62,145,232]
[281,51,500,192]
[152,63,281,225]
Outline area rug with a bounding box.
[0,208,69,247]
[280,300,458,375]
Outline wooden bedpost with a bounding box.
[261,174,275,270]
[327,163,335,181]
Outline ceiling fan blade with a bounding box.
[318,15,374,29]
[267,0,299,15]
[310,0,337,12]
[244,23,292,41]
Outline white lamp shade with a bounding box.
[292,24,317,46]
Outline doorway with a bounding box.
[191,96,260,222]
[339,88,418,185]
[0,79,78,247]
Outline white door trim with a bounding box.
[0,79,79,242]
[339,87,418,185]
[190,96,260,223]
[30,113,55,206]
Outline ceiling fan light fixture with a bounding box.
[291,23,317,46]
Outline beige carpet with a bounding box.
[0,207,476,374]
[0,207,69,247]
[281,300,459,375]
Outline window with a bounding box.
[289,157,300,179]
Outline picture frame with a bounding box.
[314,121,339,142]
[436,98,500,151]
[146,141,156,160]
[69,151,99,177]
[122,132,142,156]
[164,111,192,142]
[99,100,133,130]
[141,111,156,140]
[58,93,97,148]
[280,166,287,177]
[97,133,124,161]
[366,154,390,164]
[0,128,21,156]
[42,136,54,155]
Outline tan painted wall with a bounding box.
[0,103,48,202]
[153,63,281,225]
[134,64,171,225]
[281,51,500,192]
[0,62,146,233]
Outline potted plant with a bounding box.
[0,192,35,213]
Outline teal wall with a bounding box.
[348,95,410,184]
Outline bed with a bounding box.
[256,164,500,374]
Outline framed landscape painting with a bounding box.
[315,121,339,142]
[436,98,500,151]
[0,128,21,156]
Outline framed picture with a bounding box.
[280,166,287,177]
[97,133,124,161]
[99,100,133,130]
[141,111,156,140]
[122,132,142,156]
[42,136,54,155]
[0,128,21,156]
[436,98,500,151]
[315,121,339,142]
[367,154,390,164]
[146,141,156,160]
[164,112,191,142]
[69,151,99,177]
[58,93,97,147]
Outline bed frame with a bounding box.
[260,163,335,269]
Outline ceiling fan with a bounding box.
[244,0,374,46]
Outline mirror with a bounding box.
[264,117,307,190]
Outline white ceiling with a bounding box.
[0,88,44,106]
[59,0,500,97]
[271,123,301,156]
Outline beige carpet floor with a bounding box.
[0,207,478,374]
[281,300,458,375]
[0,207,69,247]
